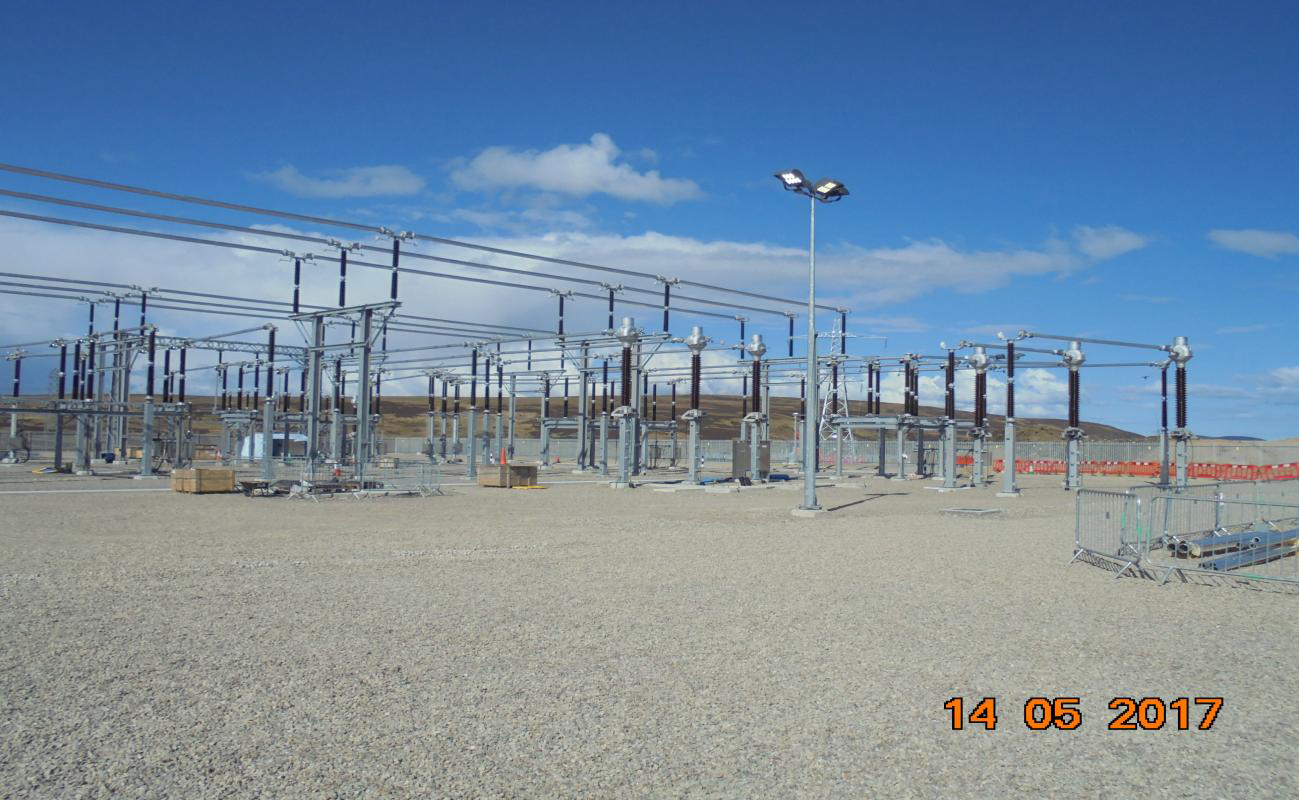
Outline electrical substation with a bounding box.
[2,162,1297,588]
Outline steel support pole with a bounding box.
[877,428,887,477]
[355,310,373,484]
[140,400,154,477]
[974,433,987,485]
[942,420,956,489]
[835,425,844,478]
[617,414,632,484]
[599,411,609,476]
[578,347,589,470]
[801,195,819,510]
[999,419,1020,496]
[261,397,274,481]
[305,317,325,477]
[467,408,478,478]
[1159,428,1170,487]
[688,418,700,484]
[1174,433,1189,489]
[74,405,87,473]
[914,427,925,478]
[751,419,763,481]
[508,374,517,459]
[1065,435,1081,490]
[891,426,906,480]
[53,406,64,471]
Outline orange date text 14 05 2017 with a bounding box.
[944,697,1223,731]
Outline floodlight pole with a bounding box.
[802,194,820,511]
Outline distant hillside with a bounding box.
[9,394,1146,441]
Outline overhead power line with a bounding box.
[0,162,846,312]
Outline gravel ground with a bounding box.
[1,467,1296,798]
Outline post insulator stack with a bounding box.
[71,342,81,401]
[145,330,156,400]
[751,358,761,414]
[945,352,956,419]
[11,356,21,398]
[1005,342,1015,420]
[620,347,632,407]
[975,372,987,428]
[470,350,478,411]
[690,352,701,411]
[1176,365,1187,429]
[57,344,67,400]
[178,348,187,403]
[1068,370,1081,428]
[162,349,171,403]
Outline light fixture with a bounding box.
[814,179,848,200]
[774,169,807,189]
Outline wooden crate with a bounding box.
[171,468,236,494]
[477,464,539,488]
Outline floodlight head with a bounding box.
[1168,335,1193,365]
[685,326,708,354]
[774,169,808,191]
[747,333,767,359]
[813,178,849,201]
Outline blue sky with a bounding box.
[2,1,1297,436]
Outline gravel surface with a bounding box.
[1,469,1296,798]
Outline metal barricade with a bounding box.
[1076,480,1299,587]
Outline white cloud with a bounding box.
[1208,228,1299,258]
[1216,323,1268,335]
[450,133,701,204]
[1072,225,1150,260]
[253,164,425,198]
